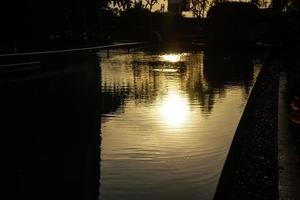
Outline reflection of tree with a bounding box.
[203,52,253,90]
[100,51,255,115]
[181,53,216,113]
[101,58,163,115]
[181,51,254,113]
[201,51,254,113]
[101,85,129,115]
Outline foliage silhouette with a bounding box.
[207,2,260,50]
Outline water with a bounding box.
[99,50,260,200]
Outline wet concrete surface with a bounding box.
[215,53,300,200]
[214,63,279,200]
[279,70,300,200]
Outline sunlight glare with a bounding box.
[160,93,189,128]
[161,54,181,63]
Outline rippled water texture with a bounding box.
[100,50,259,200]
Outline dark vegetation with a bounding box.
[1,0,101,52]
[206,2,299,52]
[1,0,299,54]
[0,0,134,52]
[207,2,260,49]
[104,9,206,44]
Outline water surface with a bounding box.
[100,50,259,200]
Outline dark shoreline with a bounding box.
[214,62,279,199]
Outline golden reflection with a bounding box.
[152,68,179,73]
[159,93,189,127]
[161,54,181,63]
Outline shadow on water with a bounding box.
[2,53,101,200]
[185,51,255,114]
[203,51,254,89]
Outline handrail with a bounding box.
[0,42,149,57]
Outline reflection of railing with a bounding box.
[0,42,150,57]
[0,61,41,84]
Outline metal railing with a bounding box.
[0,42,149,57]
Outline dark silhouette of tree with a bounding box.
[190,0,214,17]
[271,0,300,11]
[271,0,282,10]
[213,0,228,3]
[271,0,296,10]
[100,0,133,9]
[145,0,159,11]
[207,2,259,50]
[1,0,110,52]
[111,0,133,9]
[251,0,269,7]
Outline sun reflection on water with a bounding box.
[160,54,182,63]
[100,50,260,200]
[159,92,189,128]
